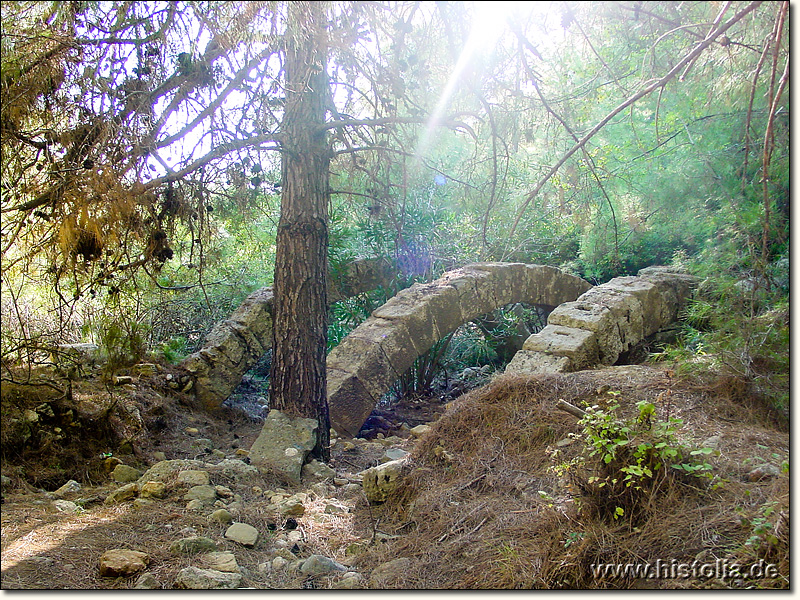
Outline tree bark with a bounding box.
[270,1,331,461]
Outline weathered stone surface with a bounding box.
[249,410,318,483]
[208,508,233,524]
[505,350,572,375]
[507,267,696,377]
[184,485,217,505]
[137,460,206,484]
[382,448,409,463]
[99,549,149,577]
[170,536,218,555]
[361,459,407,503]
[53,499,80,513]
[133,572,161,589]
[53,479,81,498]
[111,464,141,483]
[140,481,167,499]
[525,264,593,307]
[177,470,210,486]
[201,551,240,573]
[214,459,260,483]
[104,483,139,505]
[300,555,348,576]
[174,566,242,589]
[522,324,599,369]
[301,459,336,481]
[409,424,432,438]
[224,522,259,547]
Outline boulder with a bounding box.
[184,485,217,505]
[208,508,233,525]
[98,549,149,577]
[137,460,206,484]
[249,410,318,483]
[53,480,81,498]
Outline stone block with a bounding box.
[327,368,377,438]
[505,350,572,375]
[522,324,598,369]
[249,410,318,483]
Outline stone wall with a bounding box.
[505,266,697,376]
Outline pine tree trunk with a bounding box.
[270,1,331,461]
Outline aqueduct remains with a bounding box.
[179,262,696,437]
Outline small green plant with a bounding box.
[561,395,716,521]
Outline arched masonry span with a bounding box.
[504,266,697,376]
[326,263,593,436]
[179,258,396,410]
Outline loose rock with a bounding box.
[112,464,141,483]
[98,549,149,577]
[224,522,259,547]
[174,566,242,589]
[104,483,139,505]
[169,536,218,555]
[140,481,167,499]
[177,470,211,486]
[300,554,348,576]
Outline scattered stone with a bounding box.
[409,424,431,438]
[272,557,289,571]
[104,483,139,505]
[184,485,217,504]
[334,572,364,589]
[747,464,782,481]
[140,481,167,499]
[186,427,200,436]
[370,557,412,587]
[277,496,305,517]
[186,499,206,511]
[381,448,409,463]
[300,555,348,576]
[324,501,349,514]
[169,536,218,555]
[214,485,234,498]
[301,459,336,481]
[209,508,233,525]
[361,459,406,503]
[23,409,39,423]
[114,376,134,386]
[137,459,206,484]
[112,464,141,483]
[234,449,250,458]
[53,499,80,513]
[177,470,210,486]
[174,566,242,589]
[152,451,167,462]
[341,441,356,451]
[249,409,318,483]
[35,403,55,418]
[201,551,240,573]
[211,449,226,459]
[224,522,259,547]
[133,572,161,589]
[702,435,722,450]
[98,549,149,577]
[333,477,348,486]
[53,479,81,498]
[132,498,153,509]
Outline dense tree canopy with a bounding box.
[1,2,790,432]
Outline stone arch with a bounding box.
[326,263,592,436]
[179,258,397,410]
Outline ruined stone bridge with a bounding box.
[179,261,695,437]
